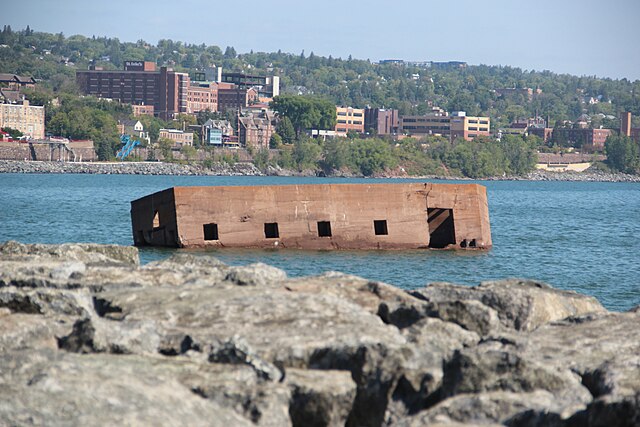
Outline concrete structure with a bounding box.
[158,129,193,148]
[130,183,492,250]
[0,139,96,162]
[0,99,45,139]
[400,111,490,141]
[76,63,188,120]
[335,106,365,135]
[364,108,399,135]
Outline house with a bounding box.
[0,73,36,90]
[0,99,45,140]
[201,119,234,146]
[117,120,150,145]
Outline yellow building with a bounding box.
[0,100,45,140]
[335,106,365,136]
[159,129,194,148]
[400,111,490,141]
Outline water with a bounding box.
[1,173,639,311]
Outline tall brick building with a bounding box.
[76,61,189,120]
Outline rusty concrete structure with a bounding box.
[131,183,492,250]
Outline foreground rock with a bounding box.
[0,241,637,426]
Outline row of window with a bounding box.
[336,120,363,125]
[203,220,389,241]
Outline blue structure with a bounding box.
[116,134,140,160]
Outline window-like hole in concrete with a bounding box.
[469,239,477,248]
[460,239,467,248]
[152,211,160,228]
[374,220,388,235]
[264,222,279,239]
[203,223,219,241]
[317,221,332,237]
[427,208,456,249]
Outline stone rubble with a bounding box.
[0,241,638,426]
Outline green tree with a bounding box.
[275,116,296,145]
[350,138,396,176]
[269,133,282,149]
[605,135,639,174]
[270,95,336,136]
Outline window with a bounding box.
[264,222,279,238]
[317,221,332,237]
[374,220,388,235]
[203,223,219,241]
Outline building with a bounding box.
[429,61,467,70]
[620,112,640,143]
[117,120,150,145]
[238,111,275,149]
[551,128,613,152]
[158,129,194,148]
[0,88,23,104]
[186,81,218,113]
[528,127,554,143]
[131,183,492,250]
[199,119,234,146]
[335,106,365,136]
[217,84,258,112]
[220,70,279,100]
[0,73,36,90]
[0,99,45,139]
[132,104,154,117]
[76,62,188,120]
[364,108,399,135]
[400,111,490,141]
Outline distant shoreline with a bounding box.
[0,160,638,183]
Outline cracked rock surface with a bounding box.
[0,241,637,427]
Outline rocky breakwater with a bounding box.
[0,160,263,176]
[0,241,638,426]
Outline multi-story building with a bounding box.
[238,111,275,149]
[217,84,258,112]
[400,111,490,141]
[551,128,612,152]
[495,87,541,101]
[195,119,234,146]
[220,71,279,101]
[158,129,194,148]
[364,108,399,135]
[0,99,45,139]
[186,81,218,113]
[132,104,154,117]
[76,62,188,120]
[335,106,365,136]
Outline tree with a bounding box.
[275,116,296,145]
[158,137,174,160]
[270,95,336,136]
[605,135,639,174]
[269,133,282,149]
[1,127,23,139]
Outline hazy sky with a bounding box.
[4,0,640,80]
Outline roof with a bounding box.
[0,89,22,104]
[119,119,140,127]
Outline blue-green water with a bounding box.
[1,173,639,311]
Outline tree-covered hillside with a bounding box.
[2,25,639,130]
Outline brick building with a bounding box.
[0,73,36,90]
[76,62,188,120]
[238,111,275,149]
[551,128,612,152]
[364,108,399,135]
[0,99,45,139]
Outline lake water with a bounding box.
[1,173,638,311]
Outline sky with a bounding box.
[3,0,640,81]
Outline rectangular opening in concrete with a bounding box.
[203,223,219,241]
[264,222,279,239]
[317,221,332,237]
[374,220,388,235]
[428,208,456,248]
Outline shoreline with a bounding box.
[0,159,639,182]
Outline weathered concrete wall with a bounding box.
[0,141,96,162]
[131,183,492,250]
